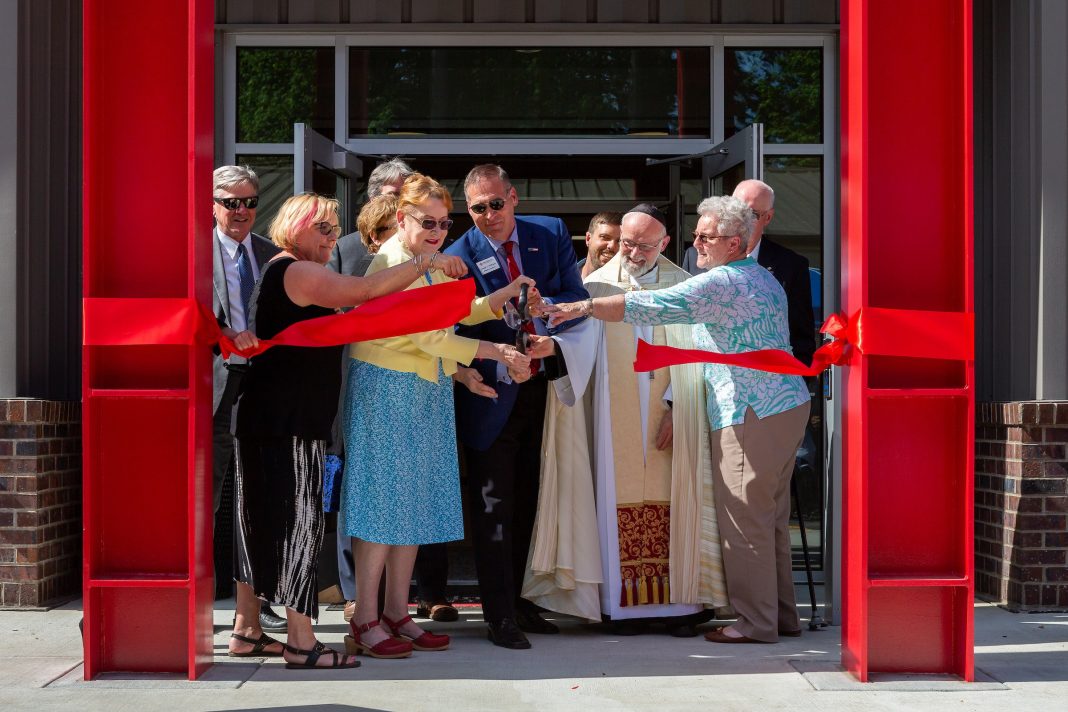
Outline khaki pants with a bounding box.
[710,403,810,642]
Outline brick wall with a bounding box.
[976,401,1068,611]
[0,399,82,607]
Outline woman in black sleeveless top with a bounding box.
[229,193,468,670]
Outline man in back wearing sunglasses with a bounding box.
[445,164,588,650]
[211,165,287,638]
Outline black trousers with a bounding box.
[463,377,548,624]
[212,367,244,597]
[213,368,244,515]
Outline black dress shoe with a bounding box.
[666,623,699,638]
[259,602,287,633]
[610,620,646,636]
[515,609,559,635]
[487,618,531,650]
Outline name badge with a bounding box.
[476,256,501,275]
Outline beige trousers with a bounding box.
[710,403,810,642]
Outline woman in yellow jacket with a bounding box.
[341,173,537,659]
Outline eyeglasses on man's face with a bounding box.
[214,196,259,211]
[750,208,768,221]
[468,198,507,215]
[620,238,662,253]
[314,221,341,237]
[406,211,454,231]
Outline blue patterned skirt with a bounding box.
[339,359,464,545]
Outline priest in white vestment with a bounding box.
[523,205,728,634]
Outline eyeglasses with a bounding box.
[468,198,507,215]
[405,211,454,231]
[373,224,394,235]
[751,208,768,221]
[214,196,259,211]
[314,221,341,237]
[692,232,736,245]
[620,238,662,253]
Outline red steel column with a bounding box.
[841,0,975,680]
[82,0,215,679]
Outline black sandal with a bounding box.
[228,632,284,658]
[283,641,361,670]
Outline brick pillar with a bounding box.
[0,399,82,607]
[975,401,1068,611]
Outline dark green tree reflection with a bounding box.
[237,48,334,143]
[348,47,710,137]
[725,48,823,144]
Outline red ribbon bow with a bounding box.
[632,307,973,375]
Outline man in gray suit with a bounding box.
[211,165,286,632]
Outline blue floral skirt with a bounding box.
[339,359,464,545]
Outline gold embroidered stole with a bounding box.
[605,316,674,606]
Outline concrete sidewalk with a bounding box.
[0,600,1064,711]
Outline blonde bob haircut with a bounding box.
[397,173,454,215]
[357,193,399,252]
[268,193,340,251]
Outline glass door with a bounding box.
[294,123,364,234]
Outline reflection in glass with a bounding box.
[725,47,822,144]
[234,155,293,232]
[312,165,351,233]
[764,155,822,256]
[348,47,710,137]
[237,48,334,143]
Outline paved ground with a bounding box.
[0,599,1064,711]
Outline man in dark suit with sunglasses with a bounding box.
[211,165,286,637]
[445,164,588,650]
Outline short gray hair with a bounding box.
[464,164,512,195]
[367,158,414,198]
[213,165,259,193]
[696,195,755,243]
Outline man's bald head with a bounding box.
[619,210,669,277]
[732,179,775,252]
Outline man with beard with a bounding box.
[523,204,727,636]
[578,212,622,280]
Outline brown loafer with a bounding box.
[416,600,459,622]
[779,628,803,638]
[703,628,774,644]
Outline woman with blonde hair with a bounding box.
[357,193,399,254]
[340,173,541,659]
[229,192,468,670]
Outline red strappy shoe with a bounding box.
[345,619,413,659]
[381,613,450,652]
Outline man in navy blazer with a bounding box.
[445,164,588,649]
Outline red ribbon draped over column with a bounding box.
[632,307,974,375]
[84,279,477,356]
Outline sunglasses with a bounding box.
[213,196,259,210]
[406,211,454,231]
[315,221,341,237]
[468,198,507,215]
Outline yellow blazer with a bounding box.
[350,235,500,383]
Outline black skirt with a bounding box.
[234,436,325,619]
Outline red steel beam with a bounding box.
[82,0,214,679]
[841,0,975,681]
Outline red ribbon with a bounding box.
[632,307,974,375]
[84,279,477,357]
